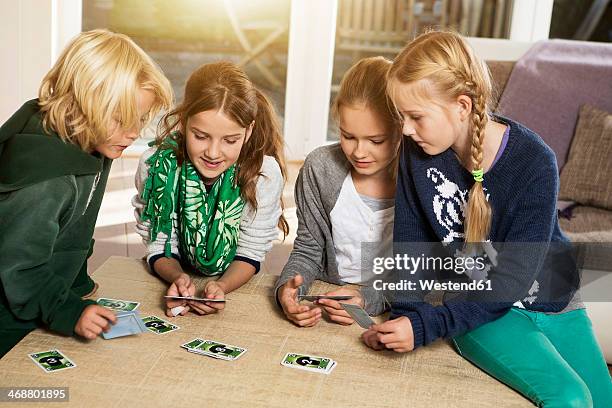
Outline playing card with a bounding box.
[187,340,247,361]
[340,303,375,329]
[141,315,180,335]
[181,338,205,350]
[97,297,140,312]
[102,310,148,339]
[298,295,354,301]
[281,352,336,374]
[163,295,226,303]
[28,350,76,373]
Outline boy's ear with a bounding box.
[245,120,255,141]
[456,95,472,121]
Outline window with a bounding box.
[83,0,291,150]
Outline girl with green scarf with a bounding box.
[133,62,288,317]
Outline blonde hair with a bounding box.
[388,30,493,243]
[157,61,289,238]
[38,29,173,151]
[332,57,403,179]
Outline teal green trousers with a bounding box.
[453,308,612,407]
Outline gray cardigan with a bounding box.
[275,144,388,316]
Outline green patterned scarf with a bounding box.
[140,138,245,275]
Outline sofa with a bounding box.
[487,55,612,366]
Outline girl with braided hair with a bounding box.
[361,31,612,407]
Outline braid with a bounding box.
[387,29,495,243]
[470,92,487,171]
[465,91,492,243]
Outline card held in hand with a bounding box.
[298,295,353,302]
[340,303,374,329]
[102,310,148,339]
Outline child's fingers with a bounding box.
[166,299,185,309]
[283,300,308,315]
[384,342,406,350]
[293,314,320,327]
[292,307,321,322]
[377,332,400,345]
[178,285,193,297]
[189,301,216,315]
[287,274,303,289]
[370,320,396,334]
[316,299,341,309]
[166,282,179,296]
[82,328,97,340]
[96,306,118,324]
[361,331,383,349]
[85,321,104,336]
[180,305,191,315]
[204,301,224,311]
[90,313,112,330]
[328,313,354,325]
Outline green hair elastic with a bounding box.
[472,168,484,183]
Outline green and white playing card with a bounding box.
[28,350,76,373]
[281,352,336,374]
[97,297,140,312]
[141,315,179,334]
[183,339,247,361]
[181,338,205,350]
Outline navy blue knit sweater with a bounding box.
[392,116,577,348]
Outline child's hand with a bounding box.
[189,281,225,315]
[165,273,195,317]
[361,328,385,350]
[316,288,363,325]
[75,305,117,340]
[278,274,322,327]
[370,316,415,353]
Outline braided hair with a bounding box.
[388,30,494,243]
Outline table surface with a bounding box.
[0,256,530,407]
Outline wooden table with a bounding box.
[0,256,530,407]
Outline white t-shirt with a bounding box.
[329,173,394,284]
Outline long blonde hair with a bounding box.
[388,30,493,243]
[331,56,403,179]
[157,61,289,238]
[38,29,173,151]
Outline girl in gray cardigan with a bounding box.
[276,57,402,326]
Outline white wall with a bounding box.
[0,0,81,122]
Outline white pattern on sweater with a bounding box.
[132,147,283,264]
